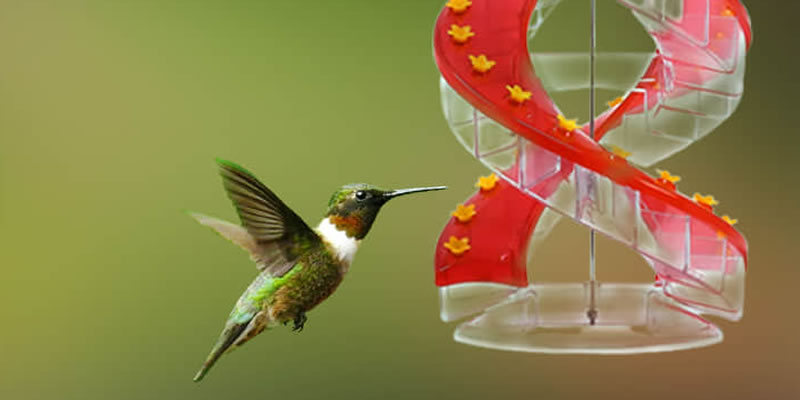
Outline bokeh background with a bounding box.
[1,0,797,399]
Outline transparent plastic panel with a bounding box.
[610,182,639,245]
[440,78,474,126]
[482,143,518,178]
[671,40,745,93]
[662,88,735,119]
[528,0,561,38]
[477,118,518,158]
[574,166,638,245]
[642,214,745,320]
[453,284,723,354]
[520,140,561,190]
[650,107,704,140]
[624,0,685,22]
[439,283,520,323]
[662,248,745,319]
[636,209,688,269]
[645,16,742,73]
[626,0,712,48]
[601,114,693,166]
[531,52,654,92]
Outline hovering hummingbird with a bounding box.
[190,159,445,382]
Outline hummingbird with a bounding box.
[190,159,445,382]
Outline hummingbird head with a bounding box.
[324,184,446,239]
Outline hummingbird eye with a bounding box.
[355,190,368,201]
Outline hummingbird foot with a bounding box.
[292,312,307,332]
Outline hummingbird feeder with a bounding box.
[433,0,751,354]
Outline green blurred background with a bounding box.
[1,0,797,398]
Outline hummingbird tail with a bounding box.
[193,322,248,382]
[187,212,262,257]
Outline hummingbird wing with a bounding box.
[216,158,320,276]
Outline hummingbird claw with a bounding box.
[292,312,307,332]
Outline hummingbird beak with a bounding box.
[383,186,447,201]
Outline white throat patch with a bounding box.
[316,217,360,267]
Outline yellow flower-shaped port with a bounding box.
[657,169,681,183]
[610,145,631,159]
[469,54,496,73]
[452,203,477,223]
[557,114,577,132]
[722,215,738,225]
[444,236,471,255]
[607,96,623,107]
[693,193,719,207]
[506,84,532,104]
[447,24,475,43]
[446,0,472,13]
[475,173,499,191]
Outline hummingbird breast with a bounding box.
[267,245,346,324]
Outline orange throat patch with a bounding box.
[329,215,363,239]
